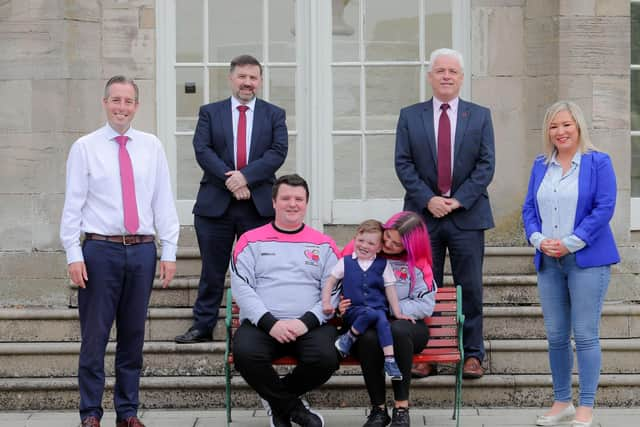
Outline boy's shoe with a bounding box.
[335,333,354,357]
[384,359,403,381]
[390,407,410,427]
[363,405,391,427]
[290,398,324,427]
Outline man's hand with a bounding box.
[68,261,88,289]
[225,170,248,192]
[159,261,176,288]
[232,186,251,200]
[427,196,461,218]
[281,319,309,337]
[269,320,298,343]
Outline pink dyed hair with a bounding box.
[383,211,433,290]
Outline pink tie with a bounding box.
[437,103,452,195]
[115,135,139,234]
[236,105,249,169]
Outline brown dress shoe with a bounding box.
[116,416,146,427]
[81,416,100,427]
[411,362,436,378]
[462,357,484,379]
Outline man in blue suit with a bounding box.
[395,48,495,378]
[176,54,288,343]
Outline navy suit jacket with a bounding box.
[522,151,620,270]
[395,98,495,231]
[192,97,288,218]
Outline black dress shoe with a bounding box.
[174,327,212,343]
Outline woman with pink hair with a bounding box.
[341,211,436,427]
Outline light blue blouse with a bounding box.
[529,151,586,253]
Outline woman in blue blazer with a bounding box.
[522,101,619,427]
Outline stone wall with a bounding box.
[0,0,637,307]
[0,0,156,306]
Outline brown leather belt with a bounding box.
[84,233,155,245]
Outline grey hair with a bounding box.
[427,48,464,72]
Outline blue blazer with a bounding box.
[395,98,495,230]
[522,151,620,270]
[192,98,288,218]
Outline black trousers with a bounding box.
[428,216,485,361]
[233,321,339,417]
[352,319,429,405]
[193,199,271,333]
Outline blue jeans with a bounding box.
[537,253,610,407]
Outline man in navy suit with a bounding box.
[176,54,288,343]
[395,48,495,378]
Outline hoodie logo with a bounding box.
[393,266,409,282]
[304,248,320,266]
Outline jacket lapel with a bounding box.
[221,98,235,164]
[249,99,264,163]
[576,152,592,224]
[453,99,470,164]
[422,100,437,164]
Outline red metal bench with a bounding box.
[225,285,464,426]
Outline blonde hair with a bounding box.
[541,100,597,163]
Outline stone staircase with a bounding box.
[1,245,640,411]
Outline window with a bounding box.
[632,0,640,228]
[157,0,468,225]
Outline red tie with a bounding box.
[115,135,139,234]
[236,105,249,169]
[437,103,452,195]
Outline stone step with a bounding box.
[2,374,640,410]
[4,304,640,342]
[2,339,640,378]
[68,274,541,308]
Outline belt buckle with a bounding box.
[122,235,132,246]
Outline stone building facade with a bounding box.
[0,0,637,307]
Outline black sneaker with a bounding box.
[390,407,410,427]
[363,405,391,427]
[290,399,324,427]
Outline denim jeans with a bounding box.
[537,253,610,407]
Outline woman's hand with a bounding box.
[394,313,416,324]
[338,296,351,315]
[540,238,569,258]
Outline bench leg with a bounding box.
[452,360,462,427]
[225,361,232,425]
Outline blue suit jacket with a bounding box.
[395,98,495,230]
[522,151,620,270]
[192,98,288,218]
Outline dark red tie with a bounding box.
[236,105,249,169]
[115,135,139,234]
[437,103,452,195]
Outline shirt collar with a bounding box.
[550,150,582,167]
[351,251,378,261]
[433,96,459,115]
[105,123,135,142]
[231,96,257,112]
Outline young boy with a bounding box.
[321,219,413,381]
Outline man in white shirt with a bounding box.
[60,75,179,427]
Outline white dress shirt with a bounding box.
[60,123,179,264]
[231,96,256,168]
[433,97,459,197]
